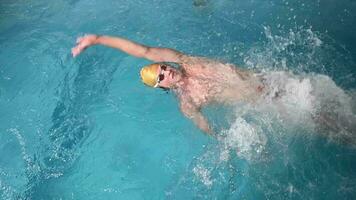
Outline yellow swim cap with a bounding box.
[140,63,160,87]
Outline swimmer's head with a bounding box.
[140,63,160,87]
[140,63,182,89]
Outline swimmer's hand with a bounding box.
[71,34,98,57]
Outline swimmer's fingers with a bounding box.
[72,34,98,57]
[71,42,86,57]
[72,36,85,57]
[71,47,81,57]
[76,36,84,44]
[71,44,89,57]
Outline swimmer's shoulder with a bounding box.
[178,55,223,72]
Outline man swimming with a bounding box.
[72,35,266,135]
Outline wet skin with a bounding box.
[72,35,264,135]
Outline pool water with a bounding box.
[1,0,356,199]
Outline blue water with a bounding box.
[1,0,356,199]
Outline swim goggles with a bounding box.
[154,65,167,87]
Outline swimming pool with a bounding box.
[1,0,356,199]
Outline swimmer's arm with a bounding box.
[72,34,187,62]
[180,102,213,136]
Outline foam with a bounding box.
[214,67,355,165]
[193,165,213,187]
[243,26,356,146]
[190,20,356,193]
[220,117,267,161]
[258,71,317,126]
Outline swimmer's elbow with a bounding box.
[199,123,214,136]
[182,109,214,136]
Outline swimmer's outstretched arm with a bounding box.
[72,34,186,63]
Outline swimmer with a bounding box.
[72,35,266,135]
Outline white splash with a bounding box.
[259,71,316,125]
[193,165,213,187]
[258,71,356,144]
[221,117,267,161]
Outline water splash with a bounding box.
[220,117,267,162]
[193,164,213,187]
[189,26,356,192]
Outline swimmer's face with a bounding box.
[156,64,182,89]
